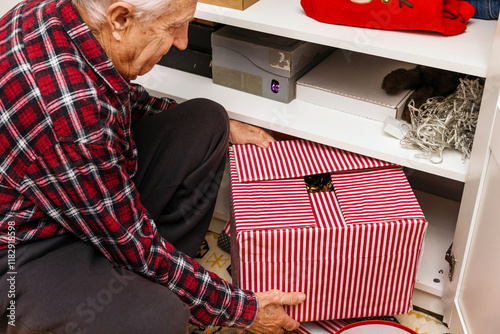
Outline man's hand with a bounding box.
[229,120,275,148]
[246,290,306,334]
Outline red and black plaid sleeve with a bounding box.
[0,0,257,327]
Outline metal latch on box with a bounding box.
[445,244,456,281]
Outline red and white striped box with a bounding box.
[229,139,427,322]
[297,319,349,334]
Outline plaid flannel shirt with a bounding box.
[0,0,257,327]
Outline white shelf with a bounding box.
[413,190,459,298]
[134,65,470,182]
[194,0,496,77]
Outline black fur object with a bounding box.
[382,65,464,122]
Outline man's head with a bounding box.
[73,0,198,80]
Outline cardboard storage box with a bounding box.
[199,0,259,10]
[296,50,415,121]
[229,140,427,322]
[212,26,332,103]
[187,21,223,53]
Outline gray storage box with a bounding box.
[211,26,332,103]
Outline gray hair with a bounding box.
[72,0,184,25]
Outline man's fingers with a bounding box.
[251,290,305,334]
[279,291,306,306]
[258,128,276,144]
[262,290,306,305]
[250,131,271,148]
[228,120,276,148]
[281,316,301,332]
[249,128,274,149]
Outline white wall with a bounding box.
[0,0,23,18]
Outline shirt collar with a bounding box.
[57,0,131,95]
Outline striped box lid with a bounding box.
[230,140,425,232]
[230,151,318,232]
[232,139,394,183]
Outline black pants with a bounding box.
[0,98,230,333]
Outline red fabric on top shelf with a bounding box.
[300,0,475,36]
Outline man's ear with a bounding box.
[107,2,134,41]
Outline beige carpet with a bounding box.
[190,218,450,334]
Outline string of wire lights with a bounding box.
[400,78,483,164]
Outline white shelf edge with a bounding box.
[134,66,470,182]
[194,0,496,77]
[413,190,459,298]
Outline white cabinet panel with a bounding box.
[456,149,500,334]
[447,78,500,333]
[0,0,22,17]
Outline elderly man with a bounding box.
[0,0,305,333]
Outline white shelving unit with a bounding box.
[193,0,495,77]
[133,0,498,318]
[136,0,497,183]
